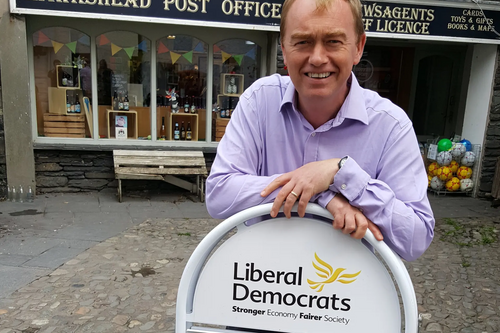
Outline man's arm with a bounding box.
[206,94,282,219]
[330,123,434,261]
[261,121,434,261]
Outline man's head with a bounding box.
[280,0,364,43]
[280,0,366,114]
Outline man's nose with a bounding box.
[309,43,328,66]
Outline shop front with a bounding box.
[1,0,500,197]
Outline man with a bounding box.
[206,0,434,261]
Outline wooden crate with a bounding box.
[43,113,85,138]
[215,116,230,142]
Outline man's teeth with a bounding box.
[307,73,331,78]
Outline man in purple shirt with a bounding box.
[206,0,434,262]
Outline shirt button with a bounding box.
[341,184,347,190]
[311,133,316,137]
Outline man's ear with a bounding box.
[281,41,287,68]
[353,33,367,65]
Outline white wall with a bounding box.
[0,0,9,17]
[461,44,497,145]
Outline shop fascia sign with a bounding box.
[190,218,401,332]
[10,0,500,42]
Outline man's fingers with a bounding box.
[368,221,384,241]
[350,214,368,239]
[261,174,290,197]
[342,215,356,235]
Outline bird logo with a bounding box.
[307,253,361,292]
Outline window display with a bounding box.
[156,35,207,141]
[212,39,261,141]
[96,31,151,140]
[33,27,92,138]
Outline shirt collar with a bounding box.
[279,73,369,126]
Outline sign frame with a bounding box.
[175,203,419,333]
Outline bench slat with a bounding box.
[115,167,207,175]
[115,173,165,180]
[113,150,204,158]
[114,156,206,167]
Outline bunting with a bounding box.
[245,47,256,60]
[215,46,257,64]
[233,54,244,66]
[99,35,110,46]
[194,42,205,53]
[221,51,232,64]
[182,51,193,63]
[78,35,90,46]
[111,43,122,56]
[157,42,169,54]
[124,47,135,59]
[137,40,148,52]
[213,44,221,53]
[38,31,50,44]
[170,51,181,64]
[66,41,77,54]
[51,40,64,54]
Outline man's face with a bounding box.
[281,0,365,106]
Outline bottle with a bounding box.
[180,121,186,140]
[66,93,72,113]
[184,98,189,113]
[174,122,180,140]
[18,185,24,203]
[70,95,75,113]
[190,96,196,114]
[186,122,192,141]
[124,94,129,111]
[7,185,12,202]
[118,92,124,110]
[75,94,81,113]
[12,186,17,203]
[160,117,166,139]
[113,90,118,110]
[221,108,226,118]
[62,72,68,86]
[27,186,34,203]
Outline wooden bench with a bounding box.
[113,150,208,202]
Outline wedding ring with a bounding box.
[290,191,299,198]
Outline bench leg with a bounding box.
[200,176,205,203]
[118,179,123,203]
[196,175,200,197]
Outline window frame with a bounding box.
[27,16,268,149]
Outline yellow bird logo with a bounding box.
[307,253,361,292]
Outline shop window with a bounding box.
[33,28,92,138]
[212,39,261,142]
[96,32,151,140]
[156,35,207,141]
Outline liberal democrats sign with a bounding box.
[192,218,401,332]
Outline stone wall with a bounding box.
[35,150,216,194]
[478,46,500,197]
[35,150,115,193]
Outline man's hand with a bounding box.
[327,194,383,241]
[261,159,341,218]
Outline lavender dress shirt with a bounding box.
[206,73,435,261]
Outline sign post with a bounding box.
[176,203,418,333]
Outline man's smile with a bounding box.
[306,72,332,78]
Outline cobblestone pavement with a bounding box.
[0,213,499,332]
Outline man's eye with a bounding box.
[296,41,308,45]
[328,40,340,44]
